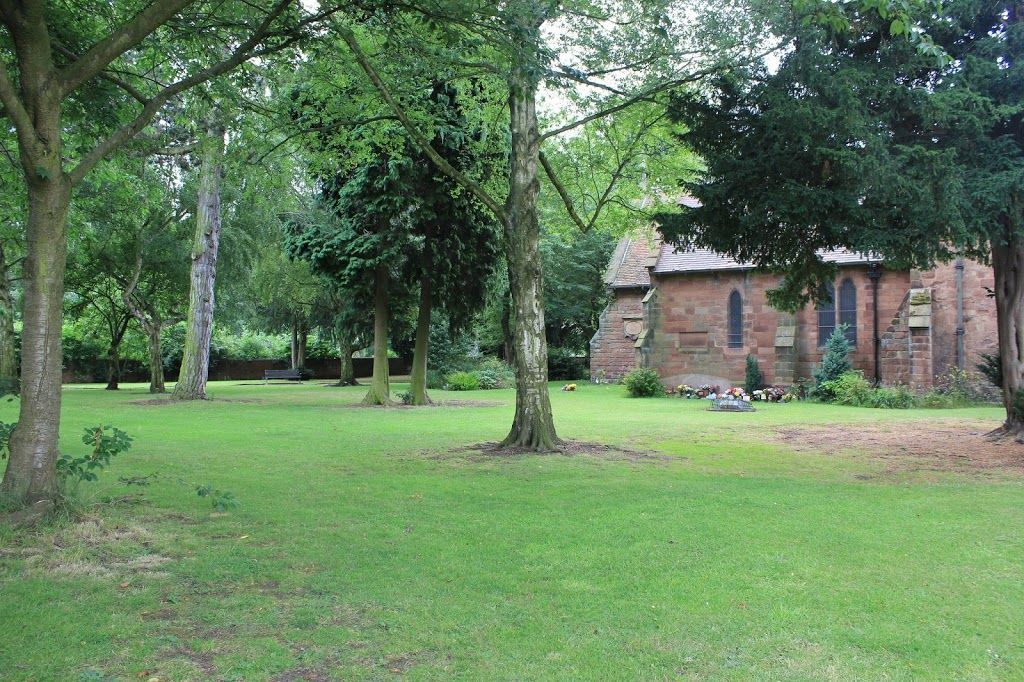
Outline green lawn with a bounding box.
[1,381,1022,680]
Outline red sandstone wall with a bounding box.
[645,270,781,385]
[793,267,911,383]
[590,289,645,381]
[920,259,997,376]
[647,266,912,387]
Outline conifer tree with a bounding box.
[814,327,852,386]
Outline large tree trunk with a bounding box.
[147,325,166,394]
[297,325,307,369]
[408,272,432,405]
[171,120,224,401]
[290,322,298,369]
[0,241,19,394]
[500,291,514,364]
[338,338,357,386]
[363,265,392,405]
[105,343,121,391]
[1,174,71,503]
[991,236,1024,439]
[500,64,560,450]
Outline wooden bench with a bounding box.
[263,368,306,383]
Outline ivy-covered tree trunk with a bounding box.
[500,64,560,450]
[172,120,224,401]
[338,338,357,386]
[147,326,166,394]
[991,234,1024,439]
[408,272,432,405]
[0,241,19,394]
[363,265,391,405]
[1,163,71,503]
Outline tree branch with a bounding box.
[68,0,295,185]
[0,60,42,162]
[539,151,588,232]
[337,25,508,224]
[53,42,148,104]
[121,245,152,333]
[541,45,781,141]
[58,0,198,98]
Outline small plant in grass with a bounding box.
[445,371,480,391]
[195,484,239,512]
[745,354,764,394]
[622,367,664,397]
[56,426,134,490]
[398,391,414,405]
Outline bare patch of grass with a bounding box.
[442,439,673,463]
[773,419,1024,476]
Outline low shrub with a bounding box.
[866,385,917,409]
[474,357,514,389]
[817,371,918,408]
[920,391,969,409]
[426,369,445,390]
[445,371,480,391]
[934,366,1000,404]
[818,371,872,406]
[622,367,664,398]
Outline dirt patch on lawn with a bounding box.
[340,400,503,409]
[773,419,1024,475]
[128,397,264,406]
[442,440,672,463]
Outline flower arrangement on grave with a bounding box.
[676,384,696,398]
[562,383,577,392]
[722,386,747,400]
[697,384,721,399]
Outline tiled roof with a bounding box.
[604,229,657,288]
[653,245,876,274]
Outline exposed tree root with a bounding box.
[499,426,563,453]
[361,391,393,407]
[985,424,1024,444]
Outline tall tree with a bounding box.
[656,0,1024,437]
[286,162,414,406]
[172,114,225,400]
[0,0,344,505]
[337,0,763,448]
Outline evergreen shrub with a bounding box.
[622,367,664,397]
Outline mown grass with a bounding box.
[0,381,1022,680]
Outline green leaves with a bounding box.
[55,424,133,485]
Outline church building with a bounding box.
[589,228,998,391]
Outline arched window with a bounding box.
[838,278,857,344]
[817,283,836,347]
[728,290,743,348]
